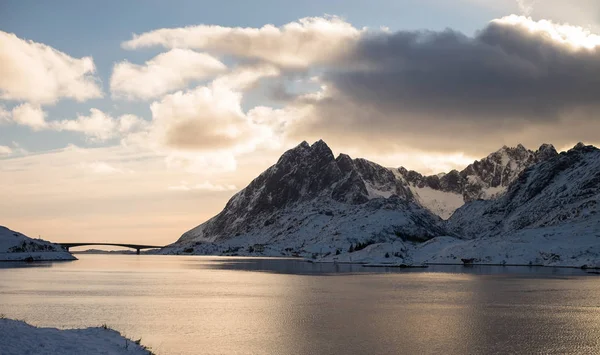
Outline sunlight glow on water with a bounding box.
[1,255,599,354]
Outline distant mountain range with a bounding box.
[162,140,600,268]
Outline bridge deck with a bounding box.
[58,243,164,250]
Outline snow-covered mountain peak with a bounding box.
[164,140,600,267]
[448,144,600,239]
[397,143,558,218]
[169,140,442,252]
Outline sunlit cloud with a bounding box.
[122,16,364,69]
[82,161,127,175]
[111,48,227,100]
[168,181,237,192]
[0,145,12,156]
[10,103,47,130]
[494,15,600,49]
[52,108,147,142]
[146,66,282,155]
[0,31,102,105]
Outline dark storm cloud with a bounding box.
[326,20,600,122]
[287,18,600,153]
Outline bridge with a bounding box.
[58,243,164,255]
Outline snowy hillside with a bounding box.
[165,140,600,268]
[448,143,600,239]
[162,140,445,257]
[0,226,75,261]
[396,143,558,218]
[0,319,152,355]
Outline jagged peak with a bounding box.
[535,143,558,160]
[537,143,555,151]
[297,140,310,149]
[493,143,530,154]
[310,139,334,159]
[310,139,328,149]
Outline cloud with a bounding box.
[0,145,12,156]
[1,105,147,142]
[0,105,11,124]
[83,161,126,174]
[147,66,281,153]
[11,103,47,130]
[282,16,600,154]
[164,151,238,174]
[122,16,364,69]
[516,0,536,16]
[53,108,147,142]
[168,181,237,192]
[0,31,102,105]
[110,48,226,100]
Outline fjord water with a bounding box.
[1,255,599,355]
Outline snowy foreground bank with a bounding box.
[0,226,76,261]
[0,319,153,355]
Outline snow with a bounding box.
[479,185,506,199]
[365,182,396,199]
[0,226,76,261]
[162,196,444,259]
[0,318,152,355]
[165,142,600,270]
[409,186,464,219]
[316,221,600,268]
[412,221,600,268]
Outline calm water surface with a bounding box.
[1,255,600,355]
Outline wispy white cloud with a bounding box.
[110,48,226,100]
[0,145,12,156]
[0,105,11,124]
[0,31,102,105]
[516,0,536,16]
[168,181,237,192]
[82,161,126,174]
[52,108,147,142]
[122,16,364,69]
[11,103,47,130]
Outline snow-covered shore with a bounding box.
[315,221,600,268]
[0,318,153,355]
[0,226,76,261]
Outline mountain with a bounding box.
[162,140,446,258]
[396,144,558,218]
[410,143,600,267]
[448,143,599,238]
[0,226,76,261]
[164,140,600,267]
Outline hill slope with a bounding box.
[0,226,76,261]
[162,140,446,258]
[396,144,558,218]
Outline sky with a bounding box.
[1,0,600,246]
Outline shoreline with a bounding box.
[7,252,599,272]
[0,318,154,355]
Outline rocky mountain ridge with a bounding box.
[167,140,445,257]
[163,140,600,267]
[396,143,558,218]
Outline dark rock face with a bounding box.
[177,140,432,244]
[448,143,600,238]
[398,144,558,202]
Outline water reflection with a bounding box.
[0,261,54,269]
[0,255,599,355]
